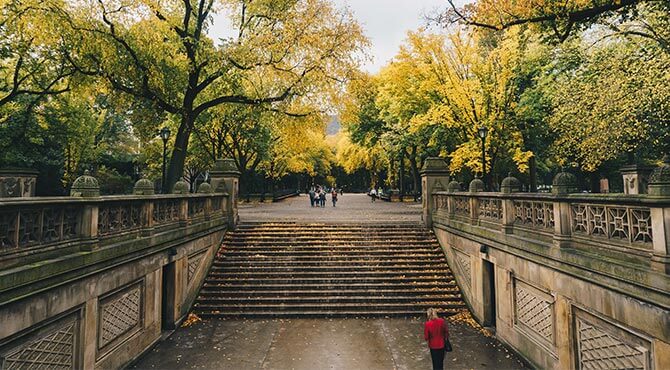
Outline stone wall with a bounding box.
[422,163,670,369]
[0,191,233,369]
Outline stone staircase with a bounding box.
[193,222,465,317]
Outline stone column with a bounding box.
[420,157,450,228]
[648,155,670,273]
[0,168,38,197]
[500,174,521,234]
[70,171,100,251]
[210,158,241,228]
[134,176,155,236]
[552,171,578,249]
[620,164,653,195]
[469,176,485,225]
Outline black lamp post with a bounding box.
[477,126,488,188]
[160,127,171,193]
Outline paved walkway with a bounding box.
[132,315,528,370]
[132,195,530,370]
[238,193,422,223]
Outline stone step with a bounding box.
[226,233,434,239]
[221,250,443,257]
[217,254,444,262]
[206,269,451,278]
[204,276,452,286]
[194,302,466,313]
[198,287,461,297]
[195,308,462,318]
[201,281,458,291]
[223,241,439,247]
[213,259,447,267]
[209,264,449,273]
[222,245,441,251]
[235,223,425,229]
[196,295,462,305]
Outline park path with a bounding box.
[131,194,529,370]
[238,193,423,223]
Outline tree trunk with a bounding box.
[165,116,192,193]
[408,146,420,197]
[529,156,538,192]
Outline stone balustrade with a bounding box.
[0,193,228,270]
[0,158,241,369]
[431,191,668,271]
[421,157,670,369]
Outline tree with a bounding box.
[0,0,74,112]
[438,0,651,42]
[541,34,670,171]
[60,0,366,191]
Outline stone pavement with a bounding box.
[131,194,531,369]
[131,316,529,370]
[238,193,423,223]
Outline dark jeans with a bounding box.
[430,348,445,370]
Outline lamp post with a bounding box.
[160,127,171,193]
[477,126,488,189]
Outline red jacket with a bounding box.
[424,318,449,349]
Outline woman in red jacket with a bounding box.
[424,308,449,370]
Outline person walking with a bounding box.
[331,189,338,207]
[424,308,450,370]
[370,187,377,202]
[319,190,326,207]
[308,188,316,207]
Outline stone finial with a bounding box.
[648,154,670,196]
[469,174,485,192]
[501,173,521,194]
[172,180,190,194]
[70,170,100,197]
[133,175,155,195]
[552,170,578,195]
[447,180,461,193]
[197,182,213,194]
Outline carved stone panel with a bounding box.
[453,250,472,292]
[187,252,206,285]
[1,314,78,369]
[98,282,143,351]
[514,279,555,348]
[576,312,650,370]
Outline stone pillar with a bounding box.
[469,176,485,225]
[70,171,100,251]
[162,256,186,330]
[210,158,241,228]
[648,155,670,273]
[620,164,653,195]
[552,171,578,249]
[420,157,450,228]
[134,176,156,236]
[500,174,521,234]
[0,168,38,198]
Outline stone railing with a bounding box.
[421,157,670,370]
[430,190,669,269]
[0,158,242,369]
[0,193,229,269]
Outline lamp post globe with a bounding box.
[160,127,171,193]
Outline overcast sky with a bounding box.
[210,1,458,73]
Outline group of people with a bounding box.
[308,186,339,207]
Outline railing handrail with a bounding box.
[0,192,229,207]
[432,190,670,206]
